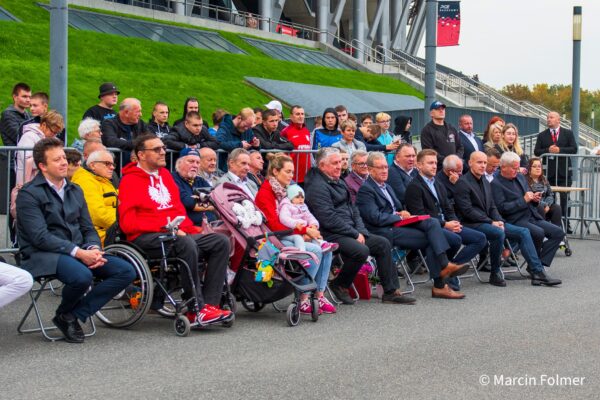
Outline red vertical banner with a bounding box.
[437,1,461,47]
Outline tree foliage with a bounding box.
[501,83,600,129]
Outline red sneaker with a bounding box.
[206,304,232,321]
[186,305,223,326]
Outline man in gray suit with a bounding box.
[217,148,258,198]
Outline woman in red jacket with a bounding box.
[255,154,335,315]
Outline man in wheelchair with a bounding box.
[16,138,136,343]
[118,134,232,326]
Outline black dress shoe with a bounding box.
[52,314,84,343]
[381,290,416,304]
[531,271,562,286]
[489,271,506,287]
[329,283,355,305]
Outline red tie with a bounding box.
[551,129,557,144]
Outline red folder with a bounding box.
[394,215,430,227]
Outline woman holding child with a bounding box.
[255,154,336,315]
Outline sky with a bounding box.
[417,0,600,91]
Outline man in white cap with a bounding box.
[265,99,288,130]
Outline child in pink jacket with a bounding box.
[278,184,336,253]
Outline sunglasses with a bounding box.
[143,146,167,153]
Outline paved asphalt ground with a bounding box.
[1,239,598,400]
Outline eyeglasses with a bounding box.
[378,120,391,124]
[352,162,367,167]
[93,161,116,168]
[372,165,389,170]
[143,146,167,153]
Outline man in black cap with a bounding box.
[420,100,463,167]
[82,82,120,122]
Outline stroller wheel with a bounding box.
[241,299,264,312]
[174,315,190,337]
[311,298,319,322]
[286,303,300,327]
[565,248,573,257]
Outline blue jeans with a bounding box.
[282,239,332,292]
[471,223,505,272]
[450,226,488,264]
[55,255,136,321]
[504,223,543,273]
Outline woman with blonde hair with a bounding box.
[375,112,399,163]
[495,123,529,171]
[483,122,503,152]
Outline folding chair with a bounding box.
[17,275,96,342]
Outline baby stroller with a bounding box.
[208,182,320,326]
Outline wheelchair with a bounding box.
[95,217,236,337]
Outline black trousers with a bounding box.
[332,234,396,292]
[133,232,230,307]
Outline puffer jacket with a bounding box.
[278,197,319,229]
[71,167,118,245]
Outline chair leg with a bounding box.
[17,278,96,342]
[409,250,432,285]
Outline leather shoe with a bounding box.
[329,283,355,305]
[531,271,562,286]
[432,284,465,299]
[440,262,469,279]
[489,270,506,287]
[52,313,84,343]
[381,289,416,304]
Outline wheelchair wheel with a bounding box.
[96,244,154,328]
[221,291,237,314]
[241,298,264,312]
[565,248,573,257]
[286,303,300,327]
[311,297,319,322]
[174,315,190,337]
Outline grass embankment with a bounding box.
[0,0,422,142]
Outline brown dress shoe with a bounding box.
[432,284,466,299]
[439,262,470,279]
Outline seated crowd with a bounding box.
[0,81,574,343]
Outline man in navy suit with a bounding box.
[405,150,487,278]
[386,143,419,205]
[357,152,469,299]
[491,152,563,286]
[534,111,578,227]
[458,114,484,172]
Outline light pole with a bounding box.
[571,6,582,147]
[424,0,437,123]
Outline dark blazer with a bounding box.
[355,177,403,243]
[16,173,101,277]
[436,170,458,205]
[459,130,484,167]
[491,173,543,225]
[386,162,418,204]
[304,168,369,241]
[405,174,457,227]
[533,127,577,181]
[454,170,503,226]
[344,172,366,204]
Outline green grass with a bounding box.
[0,0,422,142]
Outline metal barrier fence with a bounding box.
[538,153,600,239]
[1,147,598,254]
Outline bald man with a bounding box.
[534,111,577,228]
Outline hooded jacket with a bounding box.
[16,123,44,185]
[393,115,413,144]
[0,105,30,146]
[118,162,201,241]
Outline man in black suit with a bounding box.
[491,152,563,286]
[357,152,469,299]
[304,148,415,305]
[386,143,418,204]
[16,138,136,343]
[533,111,578,225]
[405,150,487,276]
[453,151,507,287]
[458,114,484,172]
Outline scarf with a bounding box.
[269,176,287,201]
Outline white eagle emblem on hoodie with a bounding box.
[148,175,172,210]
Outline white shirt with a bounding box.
[228,172,254,199]
[484,172,494,183]
[460,130,481,151]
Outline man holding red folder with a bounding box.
[356,152,469,299]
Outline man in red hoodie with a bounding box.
[281,105,311,184]
[118,134,231,326]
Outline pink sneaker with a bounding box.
[299,299,323,315]
[300,259,311,268]
[321,241,339,253]
[319,296,337,314]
